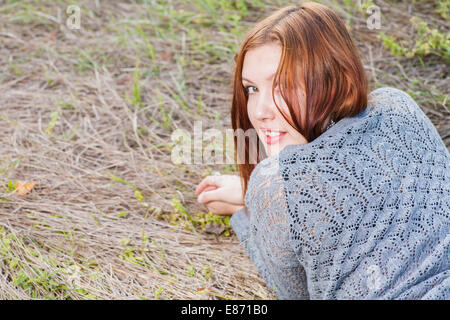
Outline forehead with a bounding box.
[242,43,282,82]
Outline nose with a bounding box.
[254,89,277,122]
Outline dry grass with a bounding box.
[0,0,448,299]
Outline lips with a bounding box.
[261,129,287,145]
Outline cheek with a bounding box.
[246,99,257,126]
[272,92,293,124]
[275,90,306,127]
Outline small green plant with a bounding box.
[108,173,144,202]
[360,0,375,11]
[160,79,191,114]
[8,57,23,76]
[0,227,95,299]
[135,24,160,75]
[148,90,173,130]
[6,179,16,192]
[128,62,144,109]
[75,50,97,73]
[187,264,196,277]
[171,193,194,224]
[45,110,60,135]
[436,0,449,20]
[117,211,129,218]
[201,264,212,280]
[56,97,76,110]
[154,199,232,236]
[380,16,450,60]
[154,287,163,299]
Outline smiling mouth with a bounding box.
[261,130,287,145]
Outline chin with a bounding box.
[265,143,286,157]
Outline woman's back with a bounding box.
[231,87,449,299]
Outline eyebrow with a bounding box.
[242,72,276,83]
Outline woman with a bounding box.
[195,2,449,299]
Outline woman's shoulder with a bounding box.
[369,86,413,99]
[367,86,424,118]
[368,87,448,152]
[277,85,449,176]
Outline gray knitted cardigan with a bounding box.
[230,87,449,299]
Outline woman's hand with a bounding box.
[195,175,245,215]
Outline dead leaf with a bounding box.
[45,32,57,42]
[204,223,224,235]
[116,74,133,86]
[13,181,37,195]
[160,52,174,62]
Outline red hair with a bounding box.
[231,2,368,203]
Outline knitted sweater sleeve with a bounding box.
[230,156,310,299]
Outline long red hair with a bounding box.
[231,2,368,204]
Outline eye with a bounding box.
[244,85,257,95]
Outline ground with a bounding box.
[0,0,448,299]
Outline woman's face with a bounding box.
[242,42,308,158]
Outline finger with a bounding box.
[200,185,217,197]
[197,188,222,204]
[195,180,212,195]
[195,178,207,195]
[195,176,220,195]
[195,176,212,194]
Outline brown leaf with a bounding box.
[13,181,37,196]
[204,223,224,235]
[116,74,133,86]
[45,32,57,42]
[160,52,174,62]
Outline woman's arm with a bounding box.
[232,157,310,299]
[195,162,310,298]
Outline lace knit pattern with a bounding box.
[230,87,449,299]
